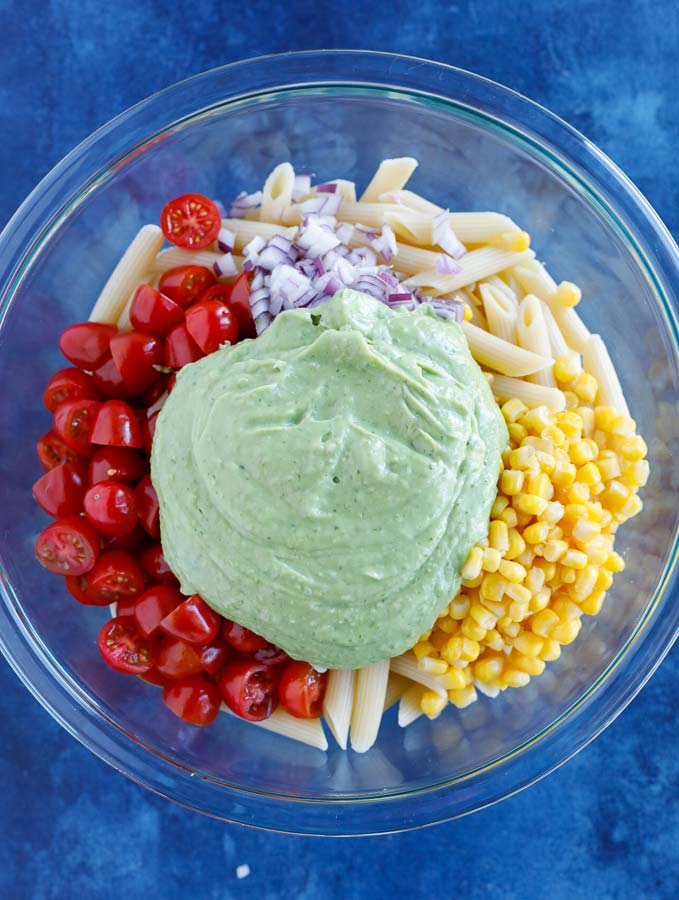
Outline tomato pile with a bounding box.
[32,199,327,728]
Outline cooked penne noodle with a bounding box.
[582,334,630,416]
[89,225,164,325]
[484,274,520,307]
[541,302,572,357]
[480,283,518,344]
[404,248,534,295]
[512,260,591,352]
[322,669,355,750]
[335,201,403,229]
[360,157,419,202]
[383,209,431,246]
[324,179,357,202]
[151,247,224,274]
[387,242,445,276]
[220,218,297,249]
[390,654,449,696]
[380,188,439,215]
[461,321,553,377]
[222,704,328,751]
[260,162,295,223]
[489,374,566,411]
[383,673,411,711]
[382,191,521,241]
[397,684,426,727]
[516,294,556,387]
[350,659,390,753]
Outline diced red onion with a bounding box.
[292,174,312,202]
[255,312,273,335]
[243,235,266,269]
[250,297,270,319]
[426,298,464,322]
[228,190,263,218]
[312,257,325,277]
[356,224,378,237]
[388,292,413,303]
[213,253,238,278]
[335,224,353,244]
[269,265,314,315]
[251,269,266,291]
[432,210,467,259]
[351,274,388,302]
[348,247,378,267]
[257,244,293,271]
[296,217,341,257]
[217,227,236,253]
[436,254,462,275]
[316,183,338,194]
[379,271,400,289]
[214,199,228,217]
[333,257,356,285]
[371,224,398,263]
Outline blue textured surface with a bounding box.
[1,1,678,897]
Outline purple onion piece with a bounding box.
[316,183,338,194]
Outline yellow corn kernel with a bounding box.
[542,424,566,446]
[469,603,497,631]
[534,450,556,473]
[417,656,448,676]
[529,587,551,613]
[463,303,473,322]
[578,406,595,438]
[497,616,521,638]
[462,573,483,589]
[555,281,582,308]
[505,582,532,604]
[547,525,564,542]
[482,547,503,573]
[525,566,546,594]
[421,690,448,719]
[480,573,506,603]
[523,521,550,544]
[413,640,434,660]
[560,549,588,570]
[448,686,478,709]
[505,528,526,560]
[535,558,557,581]
[450,596,471,619]
[514,546,536,568]
[573,373,598,403]
[541,639,562,661]
[521,406,553,432]
[572,566,599,601]
[441,667,467,691]
[500,507,519,528]
[531,608,560,638]
[602,480,631,512]
[488,520,510,553]
[483,629,504,652]
[550,618,582,644]
[620,494,643,520]
[541,501,565,525]
[569,439,597,466]
[605,551,625,573]
[586,545,609,567]
[552,461,577,487]
[479,597,506,619]
[564,390,580,410]
[578,461,602,487]
[496,559,526,584]
[560,568,576,584]
[526,472,552,500]
[491,495,509,518]
[567,482,590,504]
[513,631,544,657]
[620,435,648,462]
[437,603,451,620]
[509,445,537,469]
[595,568,614,592]
[554,352,582,383]
[624,459,650,487]
[503,669,531,688]
[474,656,504,684]
[460,637,481,661]
[461,618,487,643]
[441,636,464,664]
[572,518,601,542]
[596,455,622,481]
[611,415,636,437]
[514,654,546,676]
[461,546,483,581]
[594,406,619,431]
[508,422,528,444]
[580,589,606,615]
[502,397,528,423]
[500,469,525,496]
[429,630,448,652]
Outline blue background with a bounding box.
[1,1,677,897]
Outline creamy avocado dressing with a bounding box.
[151,290,507,669]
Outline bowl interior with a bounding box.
[1,78,679,821]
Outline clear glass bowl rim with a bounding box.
[1,50,678,836]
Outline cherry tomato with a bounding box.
[141,410,158,455]
[155,635,203,679]
[37,431,83,472]
[52,397,101,455]
[222,620,269,654]
[116,595,139,617]
[219,660,279,721]
[136,476,160,537]
[159,265,216,309]
[163,675,221,726]
[59,322,116,370]
[89,446,147,485]
[92,355,138,400]
[164,323,204,368]
[32,460,88,518]
[185,299,239,354]
[103,525,148,553]
[141,373,169,408]
[90,399,143,448]
[65,573,96,605]
[83,480,138,537]
[167,373,177,394]
[253,644,290,667]
[198,636,232,678]
[86,551,146,604]
[225,272,256,340]
[160,194,221,250]
[278,662,327,718]
[138,543,178,585]
[129,284,185,336]
[134,584,183,638]
[140,667,168,686]
[98,616,155,675]
[160,594,221,645]
[35,515,100,576]
[110,330,163,394]
[43,367,100,413]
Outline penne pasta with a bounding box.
[350,659,390,753]
[582,334,630,416]
[260,162,295,223]
[89,225,164,325]
[335,201,402,229]
[511,260,591,352]
[390,654,448,696]
[322,669,355,750]
[383,209,431,246]
[516,294,556,387]
[360,157,418,202]
[541,302,572,357]
[460,321,553,377]
[383,672,411,711]
[404,248,534,295]
[220,218,297,249]
[397,683,426,727]
[479,283,518,344]
[222,705,328,751]
[151,247,224,274]
[489,374,566,411]
[324,179,357,202]
[484,274,520,307]
[383,191,521,241]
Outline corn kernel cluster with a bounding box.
[414,358,649,718]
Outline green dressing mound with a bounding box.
[151,290,507,669]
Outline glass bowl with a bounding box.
[1,51,678,836]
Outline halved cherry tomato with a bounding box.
[198,635,232,678]
[83,480,138,537]
[134,584,183,638]
[136,476,160,537]
[166,373,177,394]
[138,543,177,585]
[159,265,216,308]
[86,551,146,604]
[225,272,256,340]
[32,460,88,518]
[53,397,101,455]
[222,621,269,654]
[140,667,168,686]
[163,675,221,726]
[155,635,203,679]
[90,399,142,448]
[110,331,163,395]
[35,515,100,575]
[89,446,147,485]
[59,322,116,370]
[253,644,290,667]
[98,616,155,675]
[141,410,158,456]
[160,194,221,250]
[185,299,239,354]
[278,661,327,718]
[92,355,138,399]
[219,660,279,721]
[116,595,139,617]
[160,594,221,645]
[43,368,100,413]
[103,525,147,553]
[141,373,169,408]
[37,431,82,472]
[129,284,185,336]
[164,323,204,368]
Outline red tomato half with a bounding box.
[219,660,279,721]
[253,644,290,667]
[198,636,232,678]
[185,299,239,354]
[163,676,221,726]
[141,373,169,408]
[35,515,100,576]
[223,273,256,340]
[141,410,158,456]
[37,431,82,472]
[155,636,204,679]
[92,355,138,400]
[86,551,146,605]
[110,330,163,395]
[134,584,183,638]
[222,621,269,654]
[89,446,147,485]
[52,397,101,455]
[98,617,155,675]
[138,543,177,585]
[278,662,327,718]
[129,284,185,336]
[159,265,216,308]
[160,194,221,250]
[160,594,221,646]
[90,399,142,448]
[32,460,88,518]
[59,322,116,370]
[103,525,147,554]
[136,476,160,537]
[43,367,100,413]
[65,573,98,606]
[83,480,138,537]
[116,595,139,617]
[164,323,204,368]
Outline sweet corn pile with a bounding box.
[413,356,649,719]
